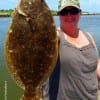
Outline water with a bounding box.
[0,15,100,100]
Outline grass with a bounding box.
[98,90,100,100]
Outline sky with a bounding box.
[0,0,100,13]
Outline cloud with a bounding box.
[80,0,100,12]
[45,0,58,10]
[0,0,18,9]
[89,0,100,4]
[4,0,17,4]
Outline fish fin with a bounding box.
[16,1,27,16]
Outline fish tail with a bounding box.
[21,87,43,100]
[21,90,38,100]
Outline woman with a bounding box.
[42,0,100,100]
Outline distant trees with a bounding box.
[51,10,57,16]
[0,9,13,17]
[0,9,13,13]
[0,9,100,16]
[0,9,58,16]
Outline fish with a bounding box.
[4,0,58,99]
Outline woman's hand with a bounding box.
[97,59,100,80]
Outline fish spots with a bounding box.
[5,0,58,99]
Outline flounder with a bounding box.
[4,0,58,99]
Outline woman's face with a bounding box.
[59,6,81,29]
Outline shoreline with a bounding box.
[0,13,11,17]
[0,14,100,17]
[0,15,11,17]
[0,9,100,17]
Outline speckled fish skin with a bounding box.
[4,0,58,99]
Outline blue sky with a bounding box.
[0,0,100,13]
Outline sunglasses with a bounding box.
[58,8,81,16]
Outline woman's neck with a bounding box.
[61,27,79,38]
